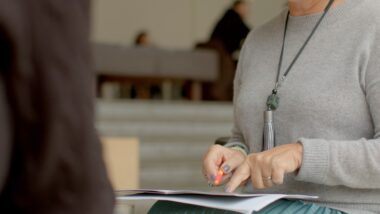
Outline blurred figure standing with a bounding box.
[210,0,250,57]
[0,0,114,213]
[198,1,251,101]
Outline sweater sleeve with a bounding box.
[224,33,251,154]
[295,31,380,189]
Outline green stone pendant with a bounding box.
[266,93,280,111]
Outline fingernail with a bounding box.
[223,165,231,173]
[224,186,232,193]
[210,175,216,181]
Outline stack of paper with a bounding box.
[117,189,318,214]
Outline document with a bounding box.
[117,189,318,214]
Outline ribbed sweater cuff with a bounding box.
[295,138,330,184]
[224,141,249,154]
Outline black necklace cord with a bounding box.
[266,0,335,111]
[264,0,336,149]
[275,0,336,90]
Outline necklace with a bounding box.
[263,0,335,151]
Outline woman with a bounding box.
[149,0,380,213]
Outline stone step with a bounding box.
[140,160,206,189]
[139,141,214,189]
[96,121,231,139]
[140,162,226,192]
[96,100,233,123]
[140,140,211,164]
[96,100,234,192]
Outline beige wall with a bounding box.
[92,0,287,49]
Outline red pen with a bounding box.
[214,169,225,185]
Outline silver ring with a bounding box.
[264,176,272,181]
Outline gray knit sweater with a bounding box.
[226,0,380,213]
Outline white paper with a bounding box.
[117,189,318,214]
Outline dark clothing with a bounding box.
[200,9,250,101]
[0,0,114,214]
[196,40,236,101]
[211,9,250,55]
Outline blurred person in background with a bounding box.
[134,31,153,47]
[0,0,114,213]
[210,0,251,58]
[197,0,251,101]
[131,31,160,99]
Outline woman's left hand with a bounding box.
[225,143,303,192]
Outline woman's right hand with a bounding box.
[202,145,246,186]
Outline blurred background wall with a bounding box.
[92,0,287,49]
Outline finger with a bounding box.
[270,156,286,185]
[203,167,217,187]
[271,168,285,185]
[212,173,233,187]
[251,165,265,189]
[262,174,274,188]
[202,165,213,181]
[262,177,274,188]
[225,163,250,193]
[213,169,225,186]
[218,173,232,186]
[261,159,274,188]
[201,169,211,183]
[239,179,248,188]
[202,146,223,180]
[220,151,245,174]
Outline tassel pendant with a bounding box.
[263,109,275,151]
[263,90,279,151]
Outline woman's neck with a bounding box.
[288,0,343,16]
